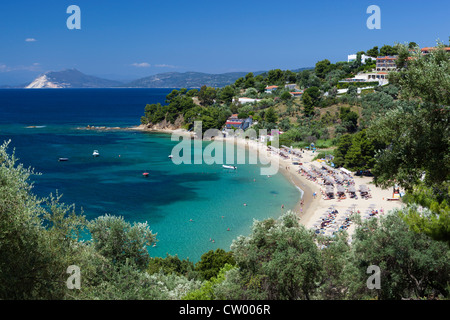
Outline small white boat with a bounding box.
[168,155,173,159]
[222,165,237,170]
[58,158,69,162]
[93,150,100,157]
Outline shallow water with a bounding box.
[0,89,301,261]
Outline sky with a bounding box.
[0,0,449,84]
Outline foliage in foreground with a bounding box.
[1,139,449,300]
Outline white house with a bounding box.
[233,97,261,104]
[284,84,296,90]
[347,54,372,64]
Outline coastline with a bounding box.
[205,135,403,233]
[233,137,320,225]
[78,124,404,233]
[77,124,325,226]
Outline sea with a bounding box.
[0,88,301,262]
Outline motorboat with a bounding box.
[143,172,149,177]
[168,155,173,159]
[58,158,69,162]
[222,165,237,170]
[93,150,100,157]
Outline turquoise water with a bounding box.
[0,89,301,261]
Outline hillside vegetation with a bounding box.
[1,42,448,300]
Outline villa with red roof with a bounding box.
[265,85,279,93]
[376,56,398,72]
[421,47,450,54]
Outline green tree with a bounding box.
[0,141,87,299]
[333,134,353,167]
[280,91,292,101]
[366,46,379,57]
[344,130,376,170]
[147,254,196,278]
[194,249,235,281]
[315,59,331,79]
[302,92,315,117]
[351,212,450,299]
[230,212,323,300]
[379,44,398,56]
[264,106,278,124]
[368,44,450,243]
[408,42,419,49]
[220,85,235,104]
[198,85,217,106]
[267,69,284,85]
[182,264,235,300]
[339,106,358,133]
[304,86,321,103]
[88,214,157,270]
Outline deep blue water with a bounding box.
[0,89,301,261]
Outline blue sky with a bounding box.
[0,0,449,84]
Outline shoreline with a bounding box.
[76,124,322,226]
[76,124,404,233]
[222,136,321,225]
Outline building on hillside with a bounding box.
[289,91,303,97]
[339,71,388,85]
[284,84,297,90]
[376,56,398,71]
[225,115,253,130]
[366,72,389,84]
[421,47,450,54]
[259,131,283,143]
[348,54,373,64]
[233,97,261,104]
[265,85,278,93]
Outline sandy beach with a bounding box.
[89,124,404,236]
[230,136,404,236]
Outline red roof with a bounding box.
[265,85,278,89]
[421,47,450,52]
[377,56,397,60]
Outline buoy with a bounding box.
[227,228,230,231]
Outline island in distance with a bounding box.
[14,68,311,89]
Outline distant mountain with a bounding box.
[122,71,265,88]
[25,69,123,88]
[16,67,313,89]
